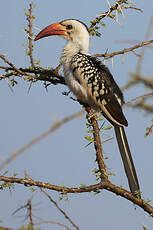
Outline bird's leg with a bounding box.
[87,110,99,121]
[84,106,98,122]
[77,100,97,121]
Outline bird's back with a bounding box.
[64,53,128,126]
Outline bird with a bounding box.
[34,19,140,196]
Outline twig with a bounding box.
[0,65,65,85]
[1,175,153,217]
[0,65,10,70]
[122,73,153,92]
[27,199,34,229]
[0,227,13,230]
[94,39,153,59]
[4,77,14,93]
[12,198,34,230]
[89,0,126,30]
[145,123,153,137]
[131,101,153,113]
[89,0,142,33]
[35,220,71,230]
[125,91,153,113]
[0,110,84,171]
[26,3,35,67]
[136,15,153,75]
[121,5,143,12]
[142,224,148,230]
[0,54,25,76]
[125,92,153,105]
[85,107,108,180]
[40,188,80,230]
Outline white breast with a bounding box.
[63,63,88,103]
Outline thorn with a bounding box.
[27,81,33,94]
[127,0,136,6]
[121,52,125,63]
[33,26,41,31]
[4,78,14,93]
[106,0,111,8]
[111,57,114,68]
[115,9,121,25]
[117,3,125,18]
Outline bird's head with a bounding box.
[35,19,90,53]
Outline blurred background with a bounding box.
[0,0,153,229]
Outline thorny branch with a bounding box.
[121,15,153,114]
[85,107,108,180]
[28,199,34,229]
[12,198,34,230]
[89,0,142,36]
[41,188,80,230]
[1,38,153,107]
[136,15,153,75]
[26,2,35,67]
[0,54,26,76]
[94,39,153,59]
[0,55,65,85]
[126,92,153,107]
[0,175,153,217]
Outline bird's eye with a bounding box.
[66,25,73,30]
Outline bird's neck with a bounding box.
[61,39,89,64]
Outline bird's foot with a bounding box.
[86,110,98,122]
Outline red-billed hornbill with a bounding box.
[35,19,140,195]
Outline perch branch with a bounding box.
[0,175,153,217]
[85,107,108,180]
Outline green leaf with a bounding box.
[85,129,93,134]
[102,125,112,130]
[30,187,36,192]
[80,184,86,188]
[84,135,94,142]
[2,170,8,176]
[93,189,101,195]
[143,199,151,204]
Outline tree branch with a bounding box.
[0,54,26,76]
[94,39,153,59]
[26,2,35,67]
[85,107,108,180]
[41,188,80,230]
[0,175,153,217]
[35,220,71,230]
[1,39,153,90]
[89,0,142,36]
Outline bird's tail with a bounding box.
[114,125,140,196]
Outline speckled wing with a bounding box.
[71,53,128,127]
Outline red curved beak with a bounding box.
[34,22,67,41]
